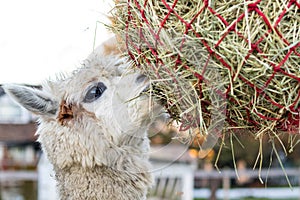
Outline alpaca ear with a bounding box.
[3,84,58,117]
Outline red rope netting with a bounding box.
[121,0,300,133]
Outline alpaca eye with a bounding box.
[84,82,107,103]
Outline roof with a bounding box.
[0,123,37,144]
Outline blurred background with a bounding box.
[1,0,300,200]
[2,84,300,200]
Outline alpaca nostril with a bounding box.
[136,74,147,83]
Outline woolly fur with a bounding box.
[4,38,158,199]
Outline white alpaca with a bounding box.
[4,37,160,199]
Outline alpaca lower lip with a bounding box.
[142,85,150,93]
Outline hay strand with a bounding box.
[110,0,300,143]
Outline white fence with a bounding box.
[150,163,194,200]
[194,168,300,200]
[150,167,300,200]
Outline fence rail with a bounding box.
[194,168,300,200]
[0,170,37,182]
[194,168,300,179]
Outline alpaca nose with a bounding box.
[136,74,147,83]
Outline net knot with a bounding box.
[248,3,258,11]
[204,0,209,7]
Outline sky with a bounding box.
[0,0,113,84]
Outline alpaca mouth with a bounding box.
[139,83,167,107]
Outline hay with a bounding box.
[110,0,300,139]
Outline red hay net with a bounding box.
[123,0,300,133]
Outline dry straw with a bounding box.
[110,0,300,144]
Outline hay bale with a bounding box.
[111,0,300,136]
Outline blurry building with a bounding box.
[0,85,39,170]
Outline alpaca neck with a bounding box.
[53,134,153,199]
[55,164,152,200]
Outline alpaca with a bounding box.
[4,37,161,199]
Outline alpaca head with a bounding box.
[4,40,160,170]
